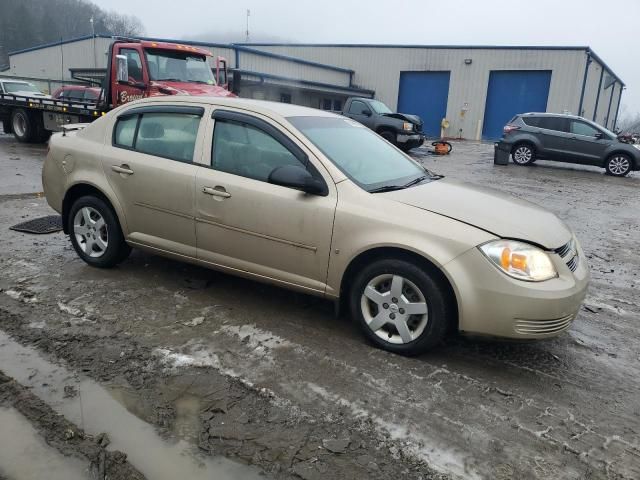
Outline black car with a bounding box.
[498,113,639,177]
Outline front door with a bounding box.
[111,46,147,106]
[195,109,337,293]
[344,100,374,129]
[103,105,206,256]
[565,119,610,166]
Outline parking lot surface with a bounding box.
[0,132,639,479]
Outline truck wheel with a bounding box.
[11,109,34,143]
[2,119,11,134]
[379,130,397,146]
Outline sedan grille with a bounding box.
[555,240,579,272]
[514,314,575,335]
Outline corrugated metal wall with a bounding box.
[248,46,598,138]
[236,50,350,86]
[8,39,622,136]
[8,37,113,79]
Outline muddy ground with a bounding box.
[0,131,639,479]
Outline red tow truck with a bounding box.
[0,38,233,143]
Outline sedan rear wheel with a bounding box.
[512,144,536,165]
[605,154,632,177]
[68,195,130,268]
[350,258,450,355]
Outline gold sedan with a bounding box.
[42,97,589,355]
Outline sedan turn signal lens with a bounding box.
[480,240,557,282]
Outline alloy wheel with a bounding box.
[73,207,108,258]
[513,146,532,164]
[360,274,429,345]
[608,156,630,175]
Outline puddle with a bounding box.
[0,331,263,480]
[0,407,89,480]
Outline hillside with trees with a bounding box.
[0,0,144,67]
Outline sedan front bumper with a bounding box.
[443,242,590,339]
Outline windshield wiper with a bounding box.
[401,175,429,188]
[369,175,432,194]
[368,185,406,193]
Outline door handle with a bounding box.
[112,165,134,175]
[202,186,231,198]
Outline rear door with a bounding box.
[102,104,206,257]
[536,116,571,160]
[194,109,337,293]
[565,120,609,166]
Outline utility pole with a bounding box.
[90,17,96,68]
[245,9,250,43]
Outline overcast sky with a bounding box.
[98,0,640,117]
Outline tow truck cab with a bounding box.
[108,39,234,107]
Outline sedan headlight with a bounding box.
[402,121,413,132]
[479,240,557,282]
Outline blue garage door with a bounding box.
[398,71,450,137]
[482,70,552,140]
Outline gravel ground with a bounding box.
[0,133,638,479]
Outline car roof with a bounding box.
[519,112,586,121]
[126,96,341,119]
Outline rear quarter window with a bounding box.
[521,116,542,127]
[114,116,138,148]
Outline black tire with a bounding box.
[68,195,131,268]
[511,143,536,166]
[11,109,34,143]
[349,258,451,356]
[605,153,632,177]
[379,130,396,145]
[2,119,11,134]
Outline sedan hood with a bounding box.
[383,178,571,249]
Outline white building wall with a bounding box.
[8,37,113,80]
[236,50,350,86]
[249,46,594,138]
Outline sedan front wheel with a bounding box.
[350,259,451,355]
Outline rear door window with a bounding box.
[538,117,569,132]
[113,110,202,162]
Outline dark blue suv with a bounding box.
[498,113,639,177]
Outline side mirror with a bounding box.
[216,57,228,89]
[116,55,128,83]
[363,109,372,117]
[594,132,604,140]
[268,165,327,196]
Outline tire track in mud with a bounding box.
[0,302,448,480]
[0,370,145,480]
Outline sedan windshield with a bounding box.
[3,82,40,94]
[288,116,433,192]
[145,49,216,84]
